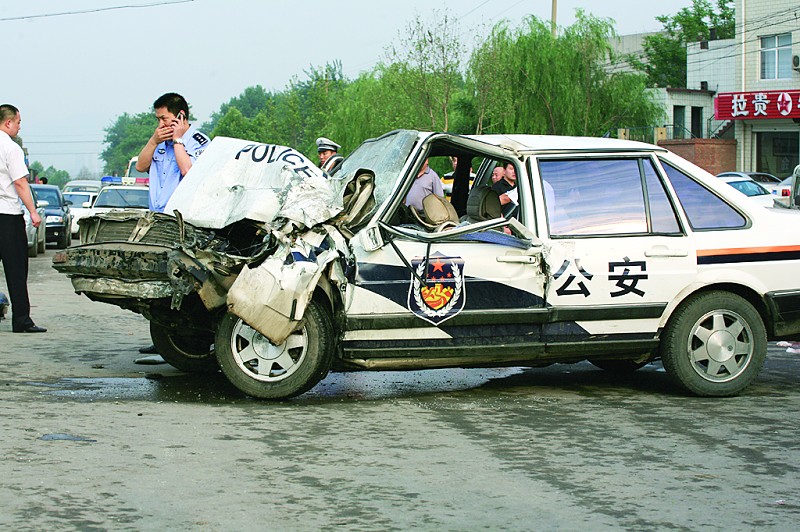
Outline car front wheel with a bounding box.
[660,291,766,397]
[215,299,334,399]
[149,322,217,372]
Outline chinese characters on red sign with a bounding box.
[715,90,800,120]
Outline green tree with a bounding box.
[468,12,663,136]
[29,160,71,188]
[384,11,466,131]
[630,0,735,87]
[325,64,419,150]
[210,61,348,157]
[101,111,156,175]
[202,85,275,134]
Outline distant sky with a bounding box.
[3,0,692,176]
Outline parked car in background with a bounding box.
[63,180,103,194]
[126,156,150,180]
[716,174,776,207]
[63,190,99,238]
[772,176,793,206]
[30,184,72,249]
[784,165,800,210]
[23,186,47,257]
[717,171,781,191]
[88,185,150,216]
[54,132,800,401]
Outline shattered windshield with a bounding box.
[332,130,418,207]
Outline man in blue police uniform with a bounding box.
[316,137,343,174]
[136,92,209,212]
[135,93,209,356]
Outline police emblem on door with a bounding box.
[408,253,466,325]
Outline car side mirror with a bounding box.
[64,200,72,206]
[82,201,91,208]
[38,200,49,208]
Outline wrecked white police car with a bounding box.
[54,130,800,399]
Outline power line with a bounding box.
[0,0,193,22]
[24,140,103,144]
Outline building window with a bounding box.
[760,34,792,80]
[756,132,798,178]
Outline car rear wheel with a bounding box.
[149,322,218,372]
[37,229,45,253]
[215,299,334,399]
[27,241,37,258]
[660,291,766,397]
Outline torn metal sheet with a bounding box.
[226,226,352,345]
[166,137,343,230]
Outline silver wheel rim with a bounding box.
[686,309,753,383]
[229,319,308,382]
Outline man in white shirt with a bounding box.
[0,104,46,333]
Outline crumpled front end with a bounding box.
[52,136,375,341]
[53,210,270,321]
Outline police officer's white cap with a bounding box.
[316,137,340,152]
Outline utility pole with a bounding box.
[551,0,557,36]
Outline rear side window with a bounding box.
[638,160,679,233]
[661,161,746,230]
[540,158,680,236]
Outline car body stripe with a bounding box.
[697,245,800,265]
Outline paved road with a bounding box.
[1,247,800,530]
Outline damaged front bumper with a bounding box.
[53,210,261,316]
[53,209,356,345]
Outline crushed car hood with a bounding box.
[166,137,345,230]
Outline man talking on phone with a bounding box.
[135,93,210,358]
[136,92,209,213]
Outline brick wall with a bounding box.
[657,139,737,175]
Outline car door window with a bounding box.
[541,158,680,236]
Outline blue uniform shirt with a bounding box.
[148,126,210,212]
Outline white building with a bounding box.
[713,0,800,178]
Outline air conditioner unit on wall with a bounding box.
[793,55,800,72]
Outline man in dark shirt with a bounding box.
[491,162,518,217]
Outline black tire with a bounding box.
[660,291,766,397]
[37,230,45,253]
[149,321,218,372]
[215,299,334,399]
[27,241,38,258]
[56,227,70,249]
[590,359,649,373]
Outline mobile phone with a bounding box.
[177,111,186,121]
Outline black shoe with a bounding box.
[13,325,47,333]
[138,344,158,354]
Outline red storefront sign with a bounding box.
[715,90,800,120]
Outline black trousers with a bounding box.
[0,214,34,331]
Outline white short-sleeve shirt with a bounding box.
[0,130,29,215]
